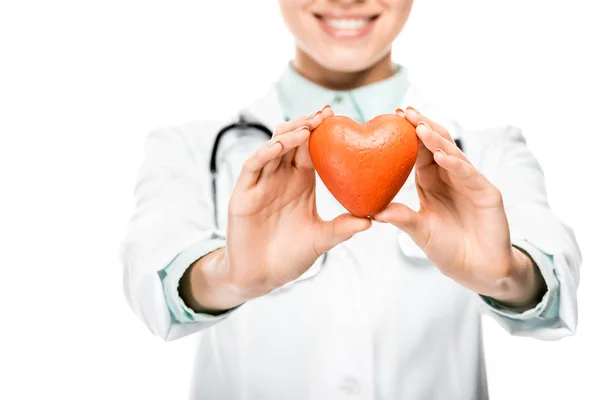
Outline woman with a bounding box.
[121,1,581,399]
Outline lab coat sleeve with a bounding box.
[120,124,236,342]
[477,126,582,340]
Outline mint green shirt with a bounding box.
[276,63,409,123]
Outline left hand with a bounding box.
[374,107,546,310]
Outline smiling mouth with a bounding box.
[314,13,380,39]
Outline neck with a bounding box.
[292,49,396,91]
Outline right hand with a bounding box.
[225,106,372,298]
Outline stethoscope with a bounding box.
[209,114,463,264]
[209,114,273,227]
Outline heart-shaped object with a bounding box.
[309,114,419,217]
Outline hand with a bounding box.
[222,106,371,299]
[374,107,546,310]
[183,106,371,313]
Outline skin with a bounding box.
[280,0,413,89]
[180,0,546,314]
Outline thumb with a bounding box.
[316,213,372,254]
[373,203,424,243]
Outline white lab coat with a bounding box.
[120,83,581,400]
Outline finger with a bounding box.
[280,105,331,165]
[372,203,423,240]
[237,140,284,189]
[416,121,470,163]
[237,106,332,189]
[293,141,314,169]
[273,126,311,158]
[395,107,406,118]
[274,104,330,138]
[285,105,333,165]
[432,150,488,190]
[294,105,334,168]
[263,125,308,175]
[319,104,334,120]
[304,105,334,130]
[415,135,434,169]
[273,118,308,138]
[258,126,312,181]
[315,213,372,254]
[405,107,454,143]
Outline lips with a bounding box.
[314,13,380,39]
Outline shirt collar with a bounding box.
[275,62,410,123]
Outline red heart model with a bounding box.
[309,114,419,218]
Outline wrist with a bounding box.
[487,246,547,312]
[180,248,249,314]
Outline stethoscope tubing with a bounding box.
[210,115,273,227]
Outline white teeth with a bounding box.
[323,18,369,30]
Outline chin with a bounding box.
[313,48,389,74]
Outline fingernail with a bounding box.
[435,148,446,156]
[292,125,309,134]
[417,121,431,129]
[321,104,331,112]
[267,139,280,148]
[395,108,405,117]
[306,111,318,119]
[407,106,420,113]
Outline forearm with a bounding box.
[486,246,547,312]
[179,248,251,314]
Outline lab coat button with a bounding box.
[338,376,361,395]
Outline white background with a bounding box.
[1,0,598,399]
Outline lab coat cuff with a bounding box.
[159,234,237,324]
[480,239,560,321]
